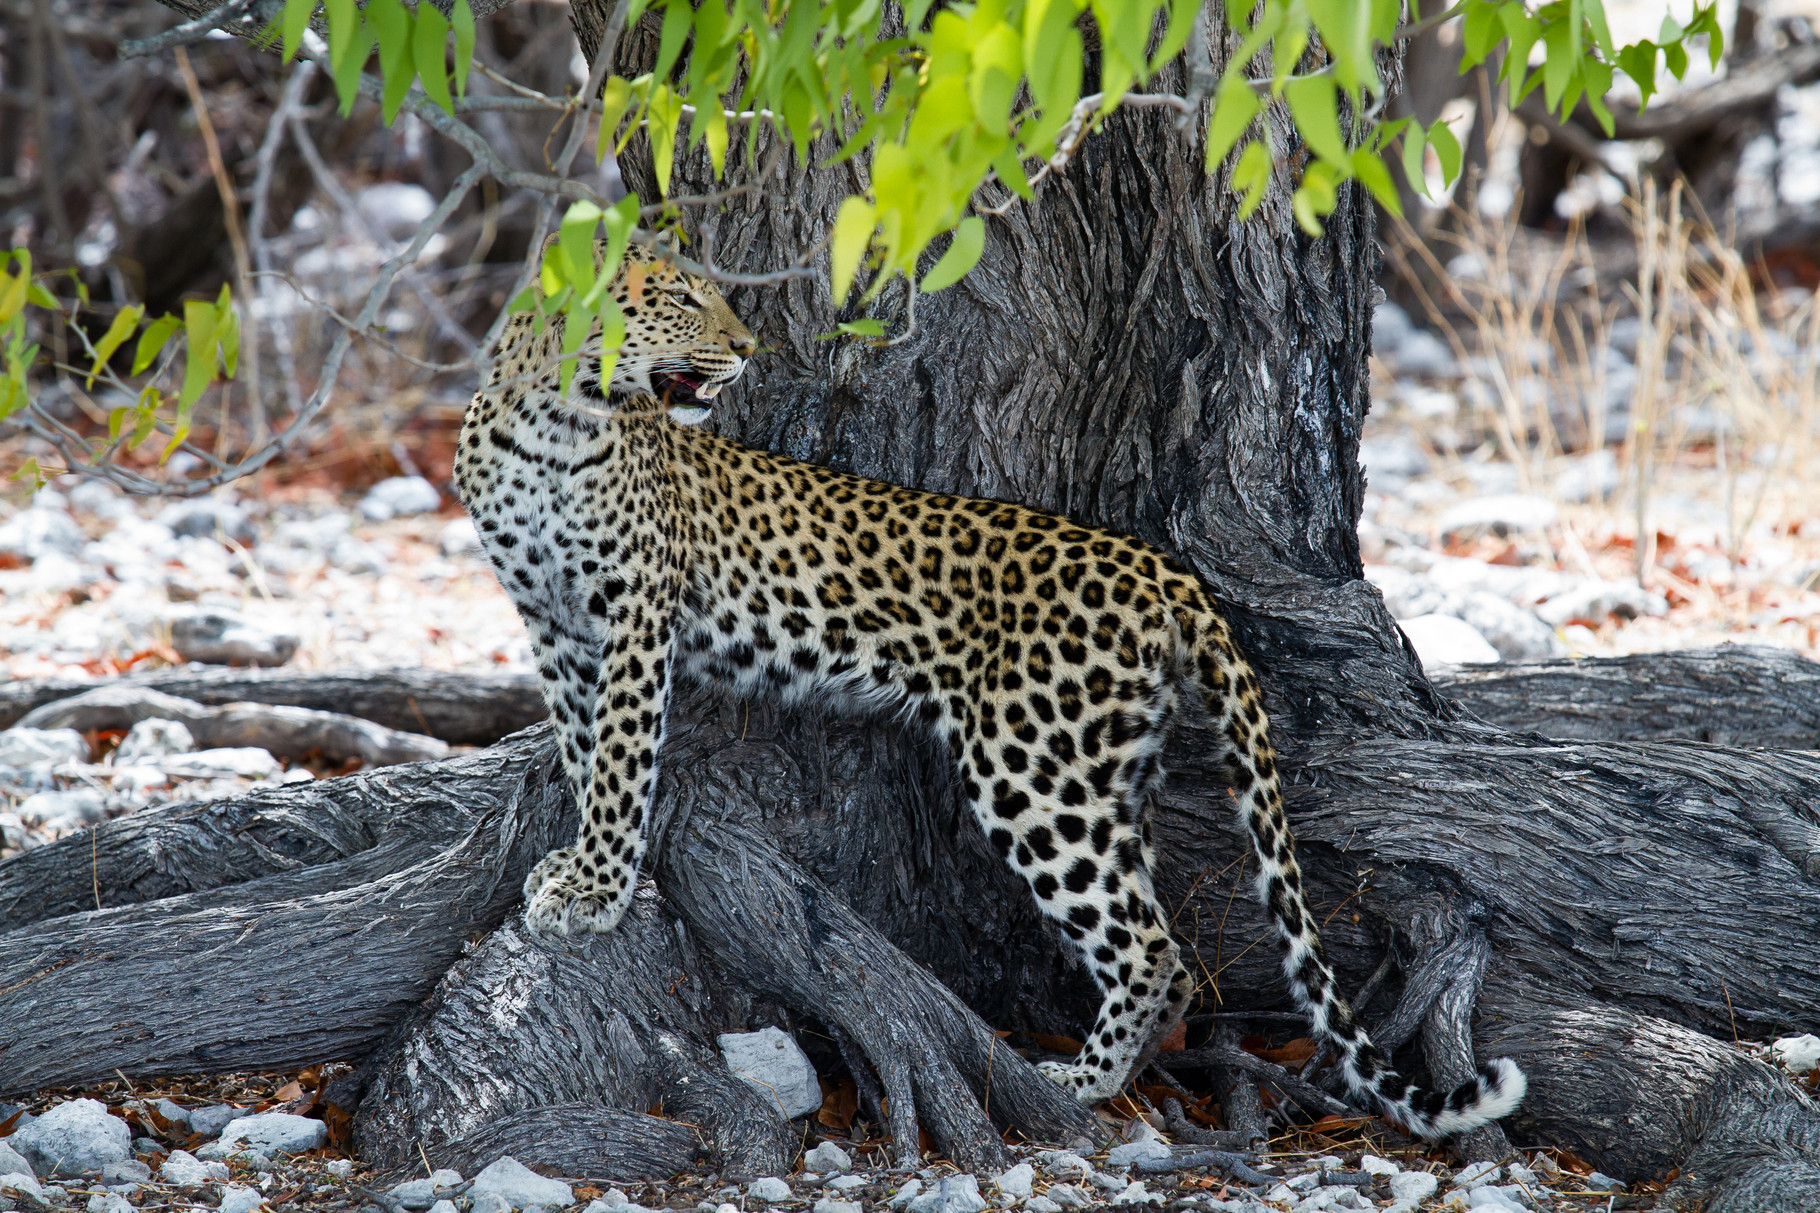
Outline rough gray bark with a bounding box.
[0,666,544,744]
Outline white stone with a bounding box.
[1451,593,1567,662]
[98,1160,148,1184]
[1358,1155,1400,1176]
[804,1141,852,1174]
[0,1173,46,1203]
[1372,301,1414,358]
[1113,1180,1162,1205]
[1039,1152,1090,1180]
[1391,328,1456,376]
[812,1200,861,1213]
[1534,581,1668,627]
[906,1173,986,1213]
[1466,1187,1526,1212]
[823,1175,865,1192]
[439,518,483,557]
[1023,1198,1063,1213]
[169,611,298,668]
[187,1105,242,1138]
[1555,450,1618,503]
[357,183,439,242]
[1400,614,1501,666]
[0,508,85,561]
[388,1171,465,1208]
[218,1186,265,1213]
[1388,1171,1439,1202]
[470,1195,512,1213]
[360,476,442,522]
[161,748,283,781]
[1582,1172,1625,1192]
[12,1098,132,1177]
[16,788,108,831]
[993,1163,1034,1197]
[86,1193,133,1213]
[1359,434,1431,485]
[718,1027,822,1118]
[325,1160,354,1178]
[1773,1034,1820,1073]
[214,1113,328,1157]
[156,501,255,546]
[0,1143,33,1180]
[1451,1163,1502,1189]
[0,728,89,766]
[114,719,196,764]
[151,1099,191,1128]
[886,1178,922,1208]
[1107,1140,1170,1168]
[428,1202,459,1213]
[1044,1186,1090,1210]
[159,1151,229,1186]
[747,1177,792,1202]
[470,1158,573,1208]
[1087,1169,1127,1191]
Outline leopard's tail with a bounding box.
[1177,610,1527,1139]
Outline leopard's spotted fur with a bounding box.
[453,251,1527,1131]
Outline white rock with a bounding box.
[428,1202,459,1213]
[1773,1034,1820,1073]
[1045,1187,1091,1210]
[1504,1164,1540,1191]
[0,507,85,561]
[804,1141,852,1174]
[1438,495,1558,538]
[187,1105,242,1138]
[1534,581,1668,627]
[994,1163,1035,1197]
[0,1172,46,1203]
[1372,301,1414,357]
[906,1173,986,1213]
[170,611,298,667]
[12,1098,132,1177]
[99,1160,149,1184]
[159,1150,229,1186]
[15,786,108,831]
[1388,1171,1439,1202]
[1358,1155,1400,1176]
[1400,614,1501,666]
[214,1113,328,1157]
[1087,1170,1127,1192]
[86,1192,133,1213]
[747,1177,792,1202]
[161,748,283,781]
[0,727,89,766]
[1359,434,1431,485]
[812,1200,861,1213]
[718,1027,822,1118]
[360,476,442,522]
[114,719,196,764]
[1466,1187,1526,1212]
[1582,1171,1625,1192]
[823,1175,865,1192]
[325,1160,354,1178]
[388,1170,465,1208]
[1107,1140,1170,1168]
[0,1143,34,1179]
[470,1195,512,1213]
[65,481,135,521]
[1555,450,1618,503]
[1113,1180,1162,1205]
[151,1099,190,1128]
[439,518,483,557]
[886,1178,922,1208]
[357,183,438,242]
[218,1186,265,1213]
[1451,1162,1502,1188]
[1024,1198,1063,1213]
[469,1157,573,1208]
[1039,1152,1091,1179]
[1391,328,1456,376]
[1452,593,1567,662]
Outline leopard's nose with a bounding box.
[729,334,756,358]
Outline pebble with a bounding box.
[218,1185,265,1213]
[0,507,85,561]
[360,477,442,522]
[1113,1180,1162,1205]
[160,748,283,781]
[325,1160,354,1178]
[1582,1171,1626,1192]
[470,1195,512,1213]
[1358,1155,1400,1176]
[747,1177,792,1202]
[1464,1187,1526,1213]
[97,1160,148,1184]
[1023,1199,1063,1213]
[16,787,108,831]
[156,500,257,546]
[427,1202,459,1213]
[0,1143,33,1179]
[469,1157,573,1208]
[1534,580,1668,627]
[1399,613,1502,666]
[822,1175,865,1192]
[169,610,300,667]
[187,1105,243,1138]
[1107,1139,1170,1167]
[0,1173,46,1204]
[905,1173,985,1213]
[992,1162,1034,1197]
[886,1178,921,1207]
[150,1099,191,1128]
[159,1150,229,1186]
[115,718,196,763]
[718,1027,822,1118]
[12,1097,132,1177]
[0,727,89,766]
[210,1112,328,1157]
[811,1200,861,1213]
[388,1170,465,1208]
[1436,494,1559,539]
[1451,1161,1502,1188]
[1039,1152,1091,1179]
[803,1141,851,1174]
[1388,1171,1439,1202]
[85,1194,132,1213]
[1044,1186,1091,1209]
[1088,1169,1129,1192]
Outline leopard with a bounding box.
[453,248,1528,1136]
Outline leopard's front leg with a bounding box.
[524,600,674,935]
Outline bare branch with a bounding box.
[119,0,274,60]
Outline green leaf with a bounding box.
[214,283,239,378]
[1401,121,1430,199]
[1232,140,1271,219]
[88,305,143,387]
[654,0,694,84]
[1204,76,1261,172]
[597,195,640,289]
[414,2,453,114]
[451,0,475,96]
[1460,0,1503,66]
[131,314,182,376]
[558,200,605,294]
[1427,118,1462,185]
[1352,148,1400,216]
[368,0,415,124]
[179,298,220,409]
[324,0,372,115]
[1583,57,1614,136]
[1307,0,1375,94]
[25,282,57,309]
[919,215,984,293]
[597,77,636,159]
[830,196,877,306]
[1542,15,1577,113]
[647,84,685,195]
[1283,73,1347,164]
[818,318,886,340]
[282,0,314,60]
[1618,41,1659,112]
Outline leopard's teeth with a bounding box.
[696,380,724,400]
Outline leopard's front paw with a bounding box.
[521,848,628,936]
[1037,1059,1120,1104]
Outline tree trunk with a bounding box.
[12,3,1819,1208]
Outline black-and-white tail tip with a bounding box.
[1343,1046,1528,1140]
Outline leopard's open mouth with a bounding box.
[652,373,726,408]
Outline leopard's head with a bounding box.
[570,254,756,424]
